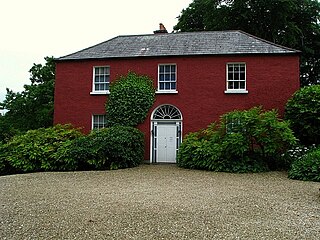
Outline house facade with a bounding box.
[54,30,300,163]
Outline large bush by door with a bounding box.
[59,126,145,170]
[177,107,297,173]
[285,85,320,145]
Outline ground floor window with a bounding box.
[92,115,107,129]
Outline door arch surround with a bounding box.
[150,104,183,163]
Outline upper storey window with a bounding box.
[225,63,248,94]
[92,66,110,93]
[158,64,177,92]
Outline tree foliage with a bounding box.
[0,56,55,133]
[174,0,320,86]
[285,85,320,145]
[106,72,155,127]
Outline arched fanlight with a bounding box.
[152,105,182,120]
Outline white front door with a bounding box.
[157,124,176,163]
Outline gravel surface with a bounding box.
[1,164,319,239]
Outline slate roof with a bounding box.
[57,30,299,61]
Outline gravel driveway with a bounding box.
[1,164,319,239]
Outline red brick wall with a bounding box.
[54,55,300,159]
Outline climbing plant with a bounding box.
[105,72,155,126]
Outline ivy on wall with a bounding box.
[105,72,156,127]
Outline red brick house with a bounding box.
[54,29,300,163]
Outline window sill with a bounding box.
[90,91,110,95]
[224,90,248,94]
[156,90,178,94]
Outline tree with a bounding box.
[285,85,320,145]
[0,56,55,133]
[174,0,320,86]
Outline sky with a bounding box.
[0,0,193,108]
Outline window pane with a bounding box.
[159,74,164,81]
[171,82,176,90]
[171,65,176,72]
[159,65,164,73]
[95,84,100,91]
[234,73,239,80]
[228,65,233,72]
[234,81,239,89]
[165,74,170,81]
[160,82,164,90]
[240,72,245,80]
[228,81,234,89]
[165,65,170,72]
[240,81,245,89]
[95,76,99,83]
[165,82,170,89]
[228,73,233,80]
[95,68,100,74]
[171,73,176,81]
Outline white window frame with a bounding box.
[225,63,248,94]
[92,114,107,130]
[90,66,110,95]
[156,64,178,94]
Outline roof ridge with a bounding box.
[56,30,300,61]
[117,30,241,37]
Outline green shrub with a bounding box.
[178,107,297,173]
[53,135,96,171]
[90,126,145,169]
[0,115,18,144]
[2,124,83,172]
[285,85,320,145]
[106,72,155,127]
[289,147,320,182]
[0,143,14,175]
[58,126,145,170]
[281,144,317,168]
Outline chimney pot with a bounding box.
[154,23,168,34]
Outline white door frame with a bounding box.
[150,104,183,163]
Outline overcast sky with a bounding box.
[0,0,192,104]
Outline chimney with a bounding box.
[154,23,168,34]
